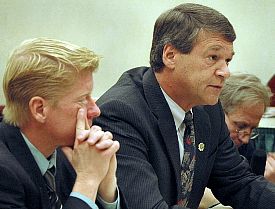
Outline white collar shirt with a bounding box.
[161,89,192,163]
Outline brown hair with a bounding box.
[150,3,236,71]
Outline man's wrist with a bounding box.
[98,177,117,202]
[73,176,101,201]
[97,187,120,209]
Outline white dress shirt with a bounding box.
[161,89,192,163]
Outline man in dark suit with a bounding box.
[94,3,275,209]
[0,38,126,209]
[199,73,274,209]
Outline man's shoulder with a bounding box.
[0,137,12,159]
[0,122,20,138]
[0,122,21,152]
[116,66,151,88]
[0,133,23,177]
[0,123,29,173]
[97,66,152,104]
[193,102,223,116]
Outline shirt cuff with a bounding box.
[97,187,120,209]
[70,192,99,209]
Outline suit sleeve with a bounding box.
[94,99,189,209]
[0,154,94,209]
[63,196,96,209]
[0,166,29,209]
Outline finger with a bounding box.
[87,130,112,145]
[267,155,275,164]
[102,141,120,156]
[87,130,105,145]
[97,131,112,141]
[102,131,113,141]
[85,116,90,130]
[76,108,88,142]
[96,131,113,149]
[93,131,113,148]
[269,152,275,159]
[91,125,102,132]
[269,157,275,167]
[95,139,114,149]
[265,160,272,171]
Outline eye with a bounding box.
[235,122,248,130]
[78,97,88,105]
[209,55,218,61]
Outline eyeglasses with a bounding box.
[235,128,259,140]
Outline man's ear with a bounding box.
[162,44,178,69]
[29,96,48,123]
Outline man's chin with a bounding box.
[203,98,219,106]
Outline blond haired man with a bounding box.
[0,38,127,209]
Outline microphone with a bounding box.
[250,149,267,176]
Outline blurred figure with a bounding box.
[0,105,4,122]
[199,73,274,209]
[0,38,127,209]
[220,73,270,158]
[267,74,275,106]
[221,73,275,182]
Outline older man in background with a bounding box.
[199,73,275,209]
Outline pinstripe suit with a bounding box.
[0,122,127,209]
[94,67,275,209]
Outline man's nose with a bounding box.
[216,61,230,79]
[240,135,250,145]
[87,99,101,120]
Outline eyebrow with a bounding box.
[234,121,249,127]
[75,92,92,100]
[234,121,257,130]
[208,45,235,56]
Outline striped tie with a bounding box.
[178,111,196,207]
[44,166,62,209]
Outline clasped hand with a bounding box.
[62,108,120,202]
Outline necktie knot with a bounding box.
[44,166,56,191]
[184,111,193,127]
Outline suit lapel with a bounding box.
[187,106,211,208]
[142,69,213,205]
[0,123,50,209]
[143,68,182,197]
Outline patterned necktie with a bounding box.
[44,166,62,209]
[179,111,196,207]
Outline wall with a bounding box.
[0,0,274,103]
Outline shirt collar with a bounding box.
[21,131,57,175]
[161,88,187,130]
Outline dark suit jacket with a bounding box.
[94,67,275,209]
[0,122,126,209]
[238,140,256,164]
